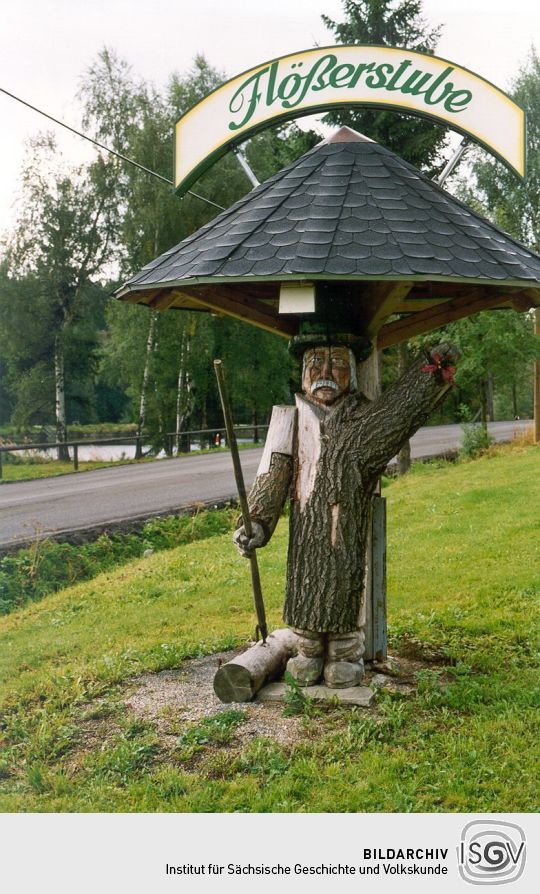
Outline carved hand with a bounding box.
[233,521,266,558]
[430,342,460,365]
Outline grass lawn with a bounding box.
[0,444,538,813]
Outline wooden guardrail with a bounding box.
[0,425,269,477]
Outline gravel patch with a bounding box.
[124,649,306,746]
[121,650,422,750]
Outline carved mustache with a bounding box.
[311,379,339,393]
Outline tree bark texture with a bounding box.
[54,333,69,462]
[285,359,450,633]
[397,341,412,476]
[247,357,452,635]
[356,346,384,657]
[244,452,293,545]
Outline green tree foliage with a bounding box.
[245,126,319,183]
[441,50,540,421]
[81,51,240,446]
[466,49,540,249]
[0,139,117,450]
[0,266,54,428]
[321,0,447,171]
[212,319,293,432]
[83,50,307,445]
[441,311,538,423]
[0,49,315,444]
[0,268,111,431]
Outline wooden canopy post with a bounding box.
[356,347,387,663]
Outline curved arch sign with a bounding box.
[174,46,525,194]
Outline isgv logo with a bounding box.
[458,820,526,885]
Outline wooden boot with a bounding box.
[286,628,324,686]
[324,631,364,688]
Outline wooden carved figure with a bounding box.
[235,319,458,689]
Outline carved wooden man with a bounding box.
[235,324,457,689]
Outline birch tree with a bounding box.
[6,137,116,456]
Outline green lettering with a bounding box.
[228,67,269,130]
[226,52,470,135]
[328,63,356,88]
[348,62,376,88]
[400,70,432,95]
[283,55,341,109]
[266,61,279,105]
[386,60,412,90]
[312,54,339,91]
[444,89,473,113]
[278,73,302,103]
[365,63,394,89]
[423,66,455,105]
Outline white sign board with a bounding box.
[174,46,525,193]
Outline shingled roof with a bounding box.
[117,127,540,346]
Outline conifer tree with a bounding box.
[322,0,447,172]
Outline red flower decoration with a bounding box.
[441,365,456,383]
[422,352,456,385]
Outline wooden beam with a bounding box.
[120,290,157,306]
[149,292,179,311]
[363,282,414,337]
[506,292,536,313]
[174,287,297,338]
[377,289,504,348]
[394,298,448,313]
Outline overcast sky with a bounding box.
[1,0,539,235]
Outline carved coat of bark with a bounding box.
[397,341,411,475]
[246,356,451,634]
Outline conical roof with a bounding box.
[117,127,540,346]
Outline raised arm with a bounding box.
[339,343,458,479]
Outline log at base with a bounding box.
[213,628,299,703]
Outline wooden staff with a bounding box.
[214,359,268,643]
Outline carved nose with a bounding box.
[321,357,332,377]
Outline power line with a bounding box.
[0,86,225,211]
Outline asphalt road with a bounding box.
[0,420,529,549]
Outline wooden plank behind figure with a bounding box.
[372,494,388,662]
[356,349,387,663]
[362,493,388,663]
[362,504,374,662]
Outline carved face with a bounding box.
[302,346,352,406]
